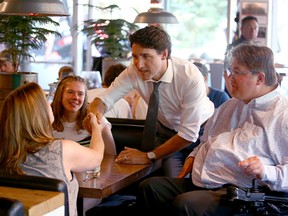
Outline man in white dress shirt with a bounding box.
[84,26,214,177]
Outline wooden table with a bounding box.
[0,186,64,216]
[75,155,161,199]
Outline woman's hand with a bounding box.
[85,112,102,134]
[83,98,105,133]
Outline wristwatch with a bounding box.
[147,152,156,162]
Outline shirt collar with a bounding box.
[248,85,281,108]
[146,58,173,83]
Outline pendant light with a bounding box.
[0,0,69,16]
[134,0,178,24]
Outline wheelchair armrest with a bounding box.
[226,180,288,215]
[264,189,288,203]
[226,185,265,202]
[226,184,288,203]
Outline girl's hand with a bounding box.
[86,112,101,134]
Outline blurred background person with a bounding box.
[58,65,75,81]
[194,62,230,108]
[87,63,133,119]
[0,51,15,72]
[47,66,75,103]
[224,15,259,97]
[124,89,148,119]
[224,15,259,70]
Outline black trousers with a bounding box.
[154,122,204,177]
[137,176,235,216]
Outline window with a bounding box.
[166,0,228,60]
[24,0,287,90]
[29,0,149,90]
[29,0,73,90]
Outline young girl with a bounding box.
[51,75,116,156]
[0,82,104,216]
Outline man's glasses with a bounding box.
[227,68,253,78]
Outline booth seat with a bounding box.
[79,118,145,154]
[106,118,145,154]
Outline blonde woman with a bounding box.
[0,82,104,216]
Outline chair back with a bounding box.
[209,63,224,90]
[0,197,24,216]
[0,172,69,216]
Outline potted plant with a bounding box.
[0,15,61,72]
[0,15,61,108]
[79,4,139,73]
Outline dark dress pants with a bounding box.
[137,176,235,216]
[155,122,204,177]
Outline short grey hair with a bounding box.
[231,44,277,86]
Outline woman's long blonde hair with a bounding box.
[0,82,55,174]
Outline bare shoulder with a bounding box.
[61,139,84,152]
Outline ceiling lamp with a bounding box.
[0,0,69,16]
[134,0,178,24]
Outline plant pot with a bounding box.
[0,72,38,108]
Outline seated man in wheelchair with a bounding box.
[137,44,288,216]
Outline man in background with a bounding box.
[58,66,75,80]
[0,51,14,72]
[87,63,132,119]
[194,62,229,109]
[224,15,259,97]
[224,15,259,70]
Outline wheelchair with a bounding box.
[226,179,288,216]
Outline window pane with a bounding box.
[29,0,73,90]
[166,0,227,60]
[274,0,288,64]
